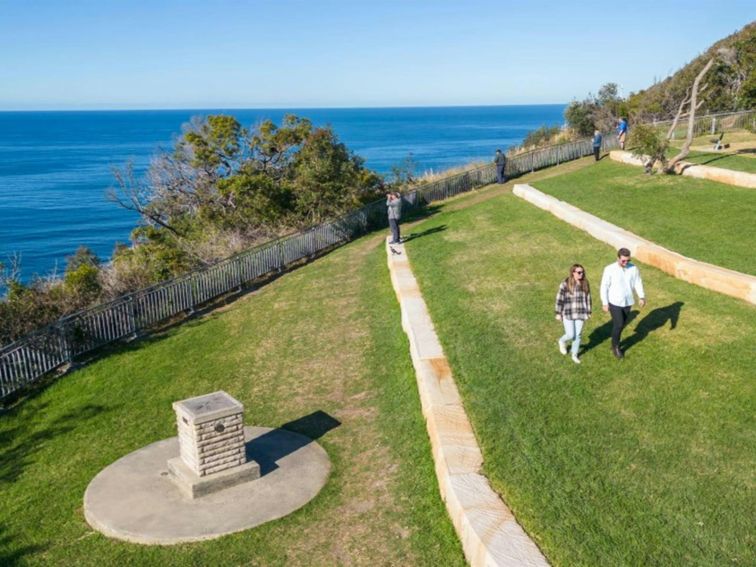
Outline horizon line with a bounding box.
[0,102,568,113]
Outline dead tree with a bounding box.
[666,48,736,173]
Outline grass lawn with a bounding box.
[404,189,755,566]
[665,149,756,174]
[0,234,464,566]
[532,159,756,275]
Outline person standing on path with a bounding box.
[494,149,507,184]
[600,248,646,359]
[555,264,592,364]
[592,130,603,161]
[617,117,628,150]
[387,191,402,244]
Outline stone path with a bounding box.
[386,239,550,567]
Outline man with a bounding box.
[616,117,628,150]
[600,248,646,359]
[387,191,402,244]
[494,149,507,184]
[592,129,603,161]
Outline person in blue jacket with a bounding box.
[617,117,628,150]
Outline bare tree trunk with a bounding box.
[666,58,714,172]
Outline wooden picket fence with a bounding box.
[1,132,621,400]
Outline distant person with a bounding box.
[555,263,592,364]
[600,248,646,359]
[387,191,402,244]
[617,117,628,150]
[592,129,603,161]
[494,149,507,184]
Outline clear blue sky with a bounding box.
[0,0,753,110]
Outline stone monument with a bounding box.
[167,390,260,498]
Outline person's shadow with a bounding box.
[622,301,684,352]
[580,302,683,355]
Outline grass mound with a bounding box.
[405,188,755,565]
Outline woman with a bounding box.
[555,264,592,364]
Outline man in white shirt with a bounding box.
[600,248,646,359]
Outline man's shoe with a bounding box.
[612,346,624,359]
[558,340,567,355]
[571,354,581,364]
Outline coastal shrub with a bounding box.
[628,124,670,173]
[522,125,562,148]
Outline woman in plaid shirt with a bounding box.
[555,264,592,364]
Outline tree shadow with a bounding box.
[401,225,448,243]
[622,302,684,352]
[0,403,109,485]
[0,523,46,567]
[245,410,340,476]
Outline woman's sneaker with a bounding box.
[558,340,567,355]
[571,354,581,364]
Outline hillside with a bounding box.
[628,21,755,120]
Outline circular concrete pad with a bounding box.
[84,426,330,544]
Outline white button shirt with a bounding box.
[600,261,645,307]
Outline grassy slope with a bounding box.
[0,235,464,566]
[405,190,755,566]
[532,159,756,275]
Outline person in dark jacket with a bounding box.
[387,191,402,244]
[555,263,592,364]
[592,130,603,161]
[494,149,507,183]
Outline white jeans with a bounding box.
[559,319,584,356]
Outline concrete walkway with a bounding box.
[386,239,549,567]
[513,183,756,304]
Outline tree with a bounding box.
[666,48,735,172]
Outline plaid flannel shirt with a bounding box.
[555,280,592,320]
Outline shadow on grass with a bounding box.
[0,403,109,485]
[0,523,46,567]
[623,302,684,352]
[246,410,340,476]
[581,310,639,355]
[401,225,448,243]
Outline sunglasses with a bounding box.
[574,270,584,274]
[619,258,630,264]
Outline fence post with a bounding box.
[711,117,717,134]
[57,322,73,364]
[277,241,285,272]
[127,296,138,338]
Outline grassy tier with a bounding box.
[0,234,464,566]
[405,189,755,566]
[533,159,756,275]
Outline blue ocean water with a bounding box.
[0,105,565,282]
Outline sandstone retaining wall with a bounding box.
[513,184,756,304]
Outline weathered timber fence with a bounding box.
[1,132,622,400]
[654,109,755,140]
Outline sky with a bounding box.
[0,0,753,110]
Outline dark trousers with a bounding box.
[593,146,600,161]
[496,164,506,183]
[389,218,401,243]
[609,304,631,349]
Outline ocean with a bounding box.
[0,105,565,282]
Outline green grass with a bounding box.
[665,149,756,174]
[532,160,756,275]
[0,235,464,566]
[405,190,755,566]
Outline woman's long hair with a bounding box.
[565,264,590,294]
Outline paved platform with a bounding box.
[84,426,330,545]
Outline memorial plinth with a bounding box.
[168,391,260,499]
